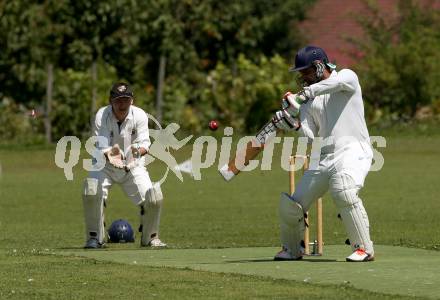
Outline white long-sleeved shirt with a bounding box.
[93,105,151,157]
[299,69,370,152]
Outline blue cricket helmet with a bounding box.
[289,46,331,72]
[108,219,135,243]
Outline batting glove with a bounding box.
[272,109,301,131]
[283,91,310,118]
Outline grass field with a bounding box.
[0,133,439,299]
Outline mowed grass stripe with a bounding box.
[0,250,424,300]
[62,245,440,299]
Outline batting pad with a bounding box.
[279,192,306,257]
[82,178,106,243]
[140,184,163,246]
[339,199,374,255]
[330,173,374,255]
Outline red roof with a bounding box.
[298,0,438,67]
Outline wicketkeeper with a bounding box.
[272,46,375,262]
[82,82,166,249]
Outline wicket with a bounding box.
[289,155,323,256]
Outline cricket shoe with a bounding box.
[144,238,167,248]
[84,238,105,249]
[346,249,374,262]
[274,247,303,261]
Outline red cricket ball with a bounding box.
[208,120,219,131]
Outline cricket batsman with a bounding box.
[272,46,375,262]
[82,82,166,249]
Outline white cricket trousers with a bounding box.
[291,141,374,254]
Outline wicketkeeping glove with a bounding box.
[106,144,125,169]
[125,144,142,170]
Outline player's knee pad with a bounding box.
[338,200,374,255]
[330,173,360,207]
[279,192,306,257]
[82,178,106,243]
[145,183,163,206]
[139,183,163,246]
[82,178,100,201]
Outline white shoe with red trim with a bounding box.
[346,249,374,262]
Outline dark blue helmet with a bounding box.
[289,46,331,72]
[108,219,135,243]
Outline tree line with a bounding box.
[0,0,438,144]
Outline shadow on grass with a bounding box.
[57,246,173,251]
[57,246,87,250]
[302,258,339,263]
[224,258,338,263]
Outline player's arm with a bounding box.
[304,69,358,98]
[131,110,151,157]
[94,108,113,155]
[92,108,126,169]
[298,101,318,142]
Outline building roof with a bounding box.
[298,0,408,67]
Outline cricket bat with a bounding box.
[219,120,277,181]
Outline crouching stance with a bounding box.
[82,82,166,249]
[273,46,374,262]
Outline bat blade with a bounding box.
[219,121,276,181]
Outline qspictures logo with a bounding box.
[54,113,386,182]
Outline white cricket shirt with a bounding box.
[93,105,151,157]
[299,69,371,152]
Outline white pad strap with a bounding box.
[279,192,306,257]
[140,183,163,246]
[82,178,106,243]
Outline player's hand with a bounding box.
[131,144,141,159]
[123,145,144,170]
[125,157,139,170]
[131,144,148,158]
[272,109,300,131]
[106,144,125,169]
[282,91,308,117]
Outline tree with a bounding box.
[0,0,313,143]
[351,0,440,122]
[0,1,66,142]
[184,54,296,133]
[119,0,313,128]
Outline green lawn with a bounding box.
[0,134,439,299]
